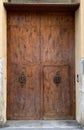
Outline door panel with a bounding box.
[40,13,74,65]
[40,13,75,119]
[7,12,41,119]
[7,12,41,65]
[43,65,72,119]
[7,12,75,120]
[7,65,41,119]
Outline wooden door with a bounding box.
[7,12,41,119]
[7,12,75,120]
[40,13,75,119]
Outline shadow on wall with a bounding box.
[9,0,75,3]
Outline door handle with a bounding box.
[19,72,26,84]
[53,72,61,85]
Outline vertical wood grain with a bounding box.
[7,12,75,120]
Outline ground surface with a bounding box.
[1,120,84,130]
[1,128,84,130]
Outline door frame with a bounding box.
[5,1,79,121]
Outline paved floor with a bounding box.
[1,128,83,129]
[0,120,83,130]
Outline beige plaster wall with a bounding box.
[0,0,8,125]
[79,0,84,125]
[75,0,84,125]
[75,0,81,123]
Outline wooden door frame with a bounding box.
[4,3,79,124]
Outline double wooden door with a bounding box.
[7,12,75,120]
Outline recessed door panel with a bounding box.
[43,65,73,119]
[7,64,41,119]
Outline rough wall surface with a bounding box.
[79,0,84,125]
[0,59,4,124]
[0,0,7,126]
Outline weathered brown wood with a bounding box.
[7,12,75,120]
[43,66,72,119]
[4,3,80,12]
[41,12,75,119]
[7,12,41,119]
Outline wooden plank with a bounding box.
[4,3,80,12]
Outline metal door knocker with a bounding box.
[53,71,61,85]
[19,72,26,84]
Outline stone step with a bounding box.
[9,0,75,3]
[1,128,83,130]
[2,120,82,130]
